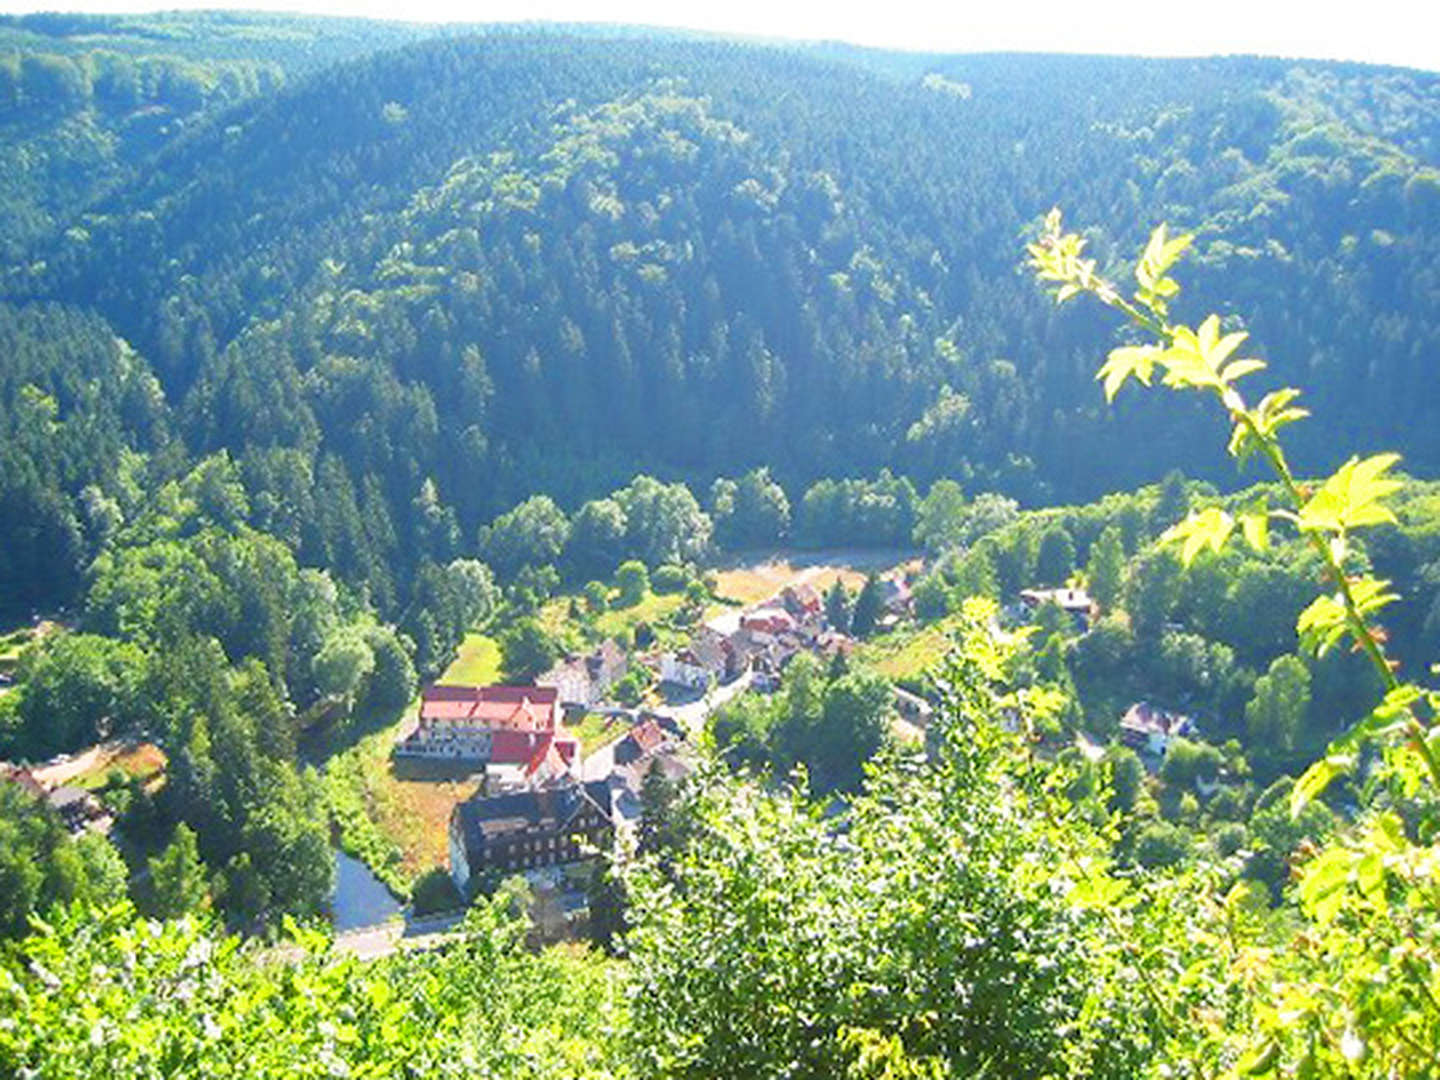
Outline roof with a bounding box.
[703,610,743,636]
[610,749,695,808]
[1019,587,1092,613]
[487,729,578,766]
[742,607,796,633]
[420,685,559,731]
[46,785,92,811]
[524,733,578,781]
[782,584,823,613]
[452,779,613,853]
[879,577,913,605]
[588,639,626,674]
[893,687,935,717]
[1120,702,1193,737]
[629,720,666,756]
[0,763,45,799]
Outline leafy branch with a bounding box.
[1026,209,1440,806]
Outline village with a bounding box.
[389,566,926,938]
[379,567,1206,942]
[1,564,1204,945]
[0,559,1207,950]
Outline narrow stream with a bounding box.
[331,849,403,932]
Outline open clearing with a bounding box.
[711,548,920,609]
[440,632,503,685]
[30,739,167,790]
[564,712,628,755]
[74,742,168,791]
[857,614,961,683]
[328,716,485,889]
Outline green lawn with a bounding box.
[324,711,484,898]
[538,589,693,650]
[593,591,686,640]
[0,626,34,666]
[441,632,503,685]
[563,712,627,755]
[856,616,961,683]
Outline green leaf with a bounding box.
[1160,506,1234,565]
[1220,357,1267,384]
[1136,223,1192,292]
[1238,501,1270,552]
[1348,576,1399,621]
[1354,850,1385,902]
[1297,593,1349,656]
[1096,344,1160,402]
[1237,1038,1280,1075]
[1299,846,1352,922]
[1256,388,1308,428]
[1299,454,1403,534]
[1291,753,1354,816]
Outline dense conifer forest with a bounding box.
[2,12,1439,1077]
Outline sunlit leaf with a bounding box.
[1096,344,1160,402]
[1160,506,1234,565]
[1291,753,1354,816]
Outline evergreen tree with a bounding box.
[147,824,208,919]
[1085,526,1126,612]
[823,579,850,630]
[1034,525,1076,586]
[849,573,882,639]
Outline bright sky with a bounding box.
[2,0,1438,73]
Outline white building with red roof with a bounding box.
[397,684,576,764]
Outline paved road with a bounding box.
[659,669,755,736]
[330,910,468,961]
[577,670,754,780]
[581,732,622,782]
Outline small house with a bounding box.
[660,649,711,691]
[878,576,914,615]
[1119,702,1197,757]
[781,584,824,623]
[1019,587,1094,630]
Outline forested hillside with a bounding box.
[3,27,1438,631]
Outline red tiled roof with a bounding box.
[420,685,559,731]
[487,730,580,768]
[628,719,666,756]
[1120,702,1190,736]
[524,733,579,780]
[742,608,796,634]
[783,584,823,612]
[0,763,45,799]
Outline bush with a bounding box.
[613,667,651,707]
[651,563,691,594]
[583,580,609,612]
[616,560,649,607]
[411,867,463,916]
[1212,822,1248,858]
[1132,820,1193,869]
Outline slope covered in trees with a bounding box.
[2,30,1437,593]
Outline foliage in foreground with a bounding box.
[626,603,1165,1078]
[0,900,628,1079]
[1028,212,1440,1074]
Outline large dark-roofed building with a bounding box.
[448,778,613,895]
